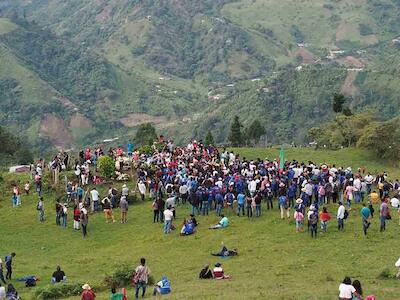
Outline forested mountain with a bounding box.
[0,0,399,150]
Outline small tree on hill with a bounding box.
[228,115,243,147]
[246,119,266,146]
[135,123,157,146]
[332,93,346,113]
[98,156,115,178]
[204,130,214,146]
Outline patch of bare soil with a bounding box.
[341,70,359,96]
[70,113,91,129]
[40,113,73,149]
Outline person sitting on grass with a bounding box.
[81,283,96,300]
[6,284,20,300]
[199,264,213,279]
[110,287,127,300]
[213,263,230,280]
[211,243,238,257]
[180,218,195,236]
[209,214,229,229]
[51,266,66,283]
[152,276,171,296]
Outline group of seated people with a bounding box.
[199,263,230,280]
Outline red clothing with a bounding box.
[319,212,331,222]
[81,290,96,300]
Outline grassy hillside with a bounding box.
[1,147,400,299]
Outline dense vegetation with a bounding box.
[0,1,399,148]
[0,125,33,165]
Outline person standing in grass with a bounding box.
[337,202,345,231]
[137,180,146,202]
[246,194,253,218]
[102,196,115,223]
[80,206,89,238]
[254,192,262,217]
[73,205,81,230]
[237,192,245,216]
[279,194,289,219]
[61,203,68,228]
[360,203,371,236]
[294,209,304,232]
[120,196,128,224]
[163,206,173,234]
[133,258,150,299]
[319,207,331,233]
[4,253,15,280]
[0,258,6,284]
[309,207,318,238]
[380,198,389,232]
[37,197,45,223]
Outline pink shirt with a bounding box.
[294,211,304,221]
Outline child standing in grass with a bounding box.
[294,209,304,232]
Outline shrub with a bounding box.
[98,156,115,178]
[377,268,395,280]
[104,264,155,288]
[34,283,83,299]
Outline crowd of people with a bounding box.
[3,137,400,299]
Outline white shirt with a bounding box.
[164,209,173,221]
[0,286,5,300]
[395,257,400,267]
[390,197,399,208]
[90,190,99,201]
[338,283,355,298]
[337,205,345,219]
[353,178,361,191]
[365,174,374,185]
[248,180,257,192]
[138,182,146,194]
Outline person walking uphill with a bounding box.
[380,198,389,232]
[4,253,15,280]
[360,203,371,235]
[133,258,150,299]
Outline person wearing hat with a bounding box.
[213,263,230,280]
[81,283,95,300]
[294,198,305,214]
[293,205,304,232]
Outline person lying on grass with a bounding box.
[211,243,238,257]
[209,214,229,229]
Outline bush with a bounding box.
[104,264,155,288]
[377,268,395,280]
[34,283,83,299]
[138,145,153,155]
[98,156,115,178]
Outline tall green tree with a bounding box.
[228,115,243,147]
[332,93,346,113]
[204,130,214,146]
[246,119,266,146]
[357,117,400,161]
[135,123,157,146]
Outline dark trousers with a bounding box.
[6,266,12,280]
[380,216,386,232]
[310,224,317,238]
[338,218,344,231]
[246,205,252,218]
[362,218,370,235]
[0,269,6,284]
[135,281,147,299]
[153,210,159,223]
[82,224,87,237]
[266,197,273,210]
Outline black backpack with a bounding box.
[343,210,349,220]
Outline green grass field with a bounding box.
[1,148,400,300]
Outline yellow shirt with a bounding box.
[370,192,379,204]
